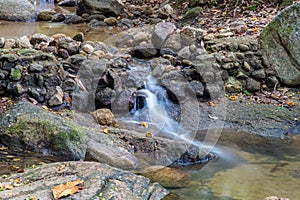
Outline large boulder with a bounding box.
[0,161,169,200]
[77,0,128,17]
[260,3,300,86]
[0,0,36,21]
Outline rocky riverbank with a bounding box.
[1,1,300,199]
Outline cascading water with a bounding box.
[131,76,180,139]
[35,0,55,11]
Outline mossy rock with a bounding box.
[10,68,22,81]
[0,101,86,160]
[182,6,202,20]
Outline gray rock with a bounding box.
[163,33,182,51]
[30,33,52,46]
[266,76,279,87]
[58,38,80,55]
[131,43,158,58]
[3,38,16,49]
[88,19,107,28]
[48,86,64,106]
[85,140,138,170]
[38,9,56,21]
[81,44,94,54]
[111,57,128,68]
[51,13,66,22]
[243,61,252,71]
[0,0,36,21]
[252,69,266,79]
[16,35,32,48]
[260,2,300,86]
[158,4,174,19]
[180,26,204,46]
[73,32,85,42]
[77,0,128,18]
[29,63,44,72]
[151,22,176,49]
[225,77,242,93]
[246,77,261,92]
[63,78,77,91]
[64,14,85,24]
[238,43,250,51]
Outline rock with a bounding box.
[48,86,64,106]
[91,108,114,125]
[29,63,44,72]
[182,6,202,20]
[0,101,85,159]
[264,196,289,200]
[38,9,56,21]
[252,69,266,79]
[30,33,52,47]
[243,61,252,71]
[0,37,4,48]
[180,26,204,46]
[81,44,94,54]
[238,43,250,51]
[189,80,205,97]
[58,38,80,55]
[111,57,128,68]
[259,2,300,86]
[266,76,279,87]
[85,140,137,170]
[225,77,242,93]
[16,35,32,48]
[3,38,16,49]
[64,14,85,24]
[246,77,261,92]
[77,0,128,18]
[160,48,177,57]
[131,43,158,58]
[163,33,182,51]
[151,22,176,49]
[57,48,70,59]
[88,19,107,28]
[51,13,66,22]
[104,17,118,26]
[58,0,77,7]
[73,32,85,42]
[140,166,191,188]
[230,21,247,34]
[0,0,36,21]
[158,4,174,19]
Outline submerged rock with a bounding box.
[0,161,169,200]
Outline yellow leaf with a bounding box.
[145,132,153,138]
[229,96,237,101]
[42,105,49,110]
[6,185,14,190]
[13,158,21,162]
[102,127,109,134]
[140,121,148,128]
[253,27,259,32]
[52,180,83,200]
[209,101,215,107]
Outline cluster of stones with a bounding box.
[0,33,130,108]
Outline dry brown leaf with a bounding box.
[52,180,83,200]
[140,121,148,128]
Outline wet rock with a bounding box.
[48,86,64,106]
[77,0,128,18]
[131,43,158,58]
[0,161,168,200]
[91,108,114,125]
[104,17,118,26]
[85,140,137,170]
[58,0,77,7]
[57,48,70,59]
[0,0,36,21]
[64,15,85,24]
[266,76,279,87]
[189,80,205,97]
[225,77,242,93]
[246,77,261,92]
[140,166,191,188]
[30,33,52,46]
[152,22,176,49]
[51,13,66,22]
[88,19,107,28]
[38,9,56,21]
[260,2,300,86]
[73,32,85,42]
[87,14,106,21]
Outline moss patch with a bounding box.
[183,7,202,20]
[10,68,22,81]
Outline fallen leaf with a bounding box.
[145,132,153,138]
[140,121,148,128]
[102,127,109,134]
[52,180,83,200]
[252,27,259,32]
[0,146,8,151]
[42,105,49,110]
[17,169,25,173]
[229,95,237,101]
[209,101,215,107]
[287,101,295,107]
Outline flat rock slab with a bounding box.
[0,161,168,200]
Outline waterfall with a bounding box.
[36,0,55,11]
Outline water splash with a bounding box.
[35,0,55,11]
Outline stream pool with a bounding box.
[168,130,300,200]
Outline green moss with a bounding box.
[10,68,22,81]
[183,7,202,20]
[279,0,293,10]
